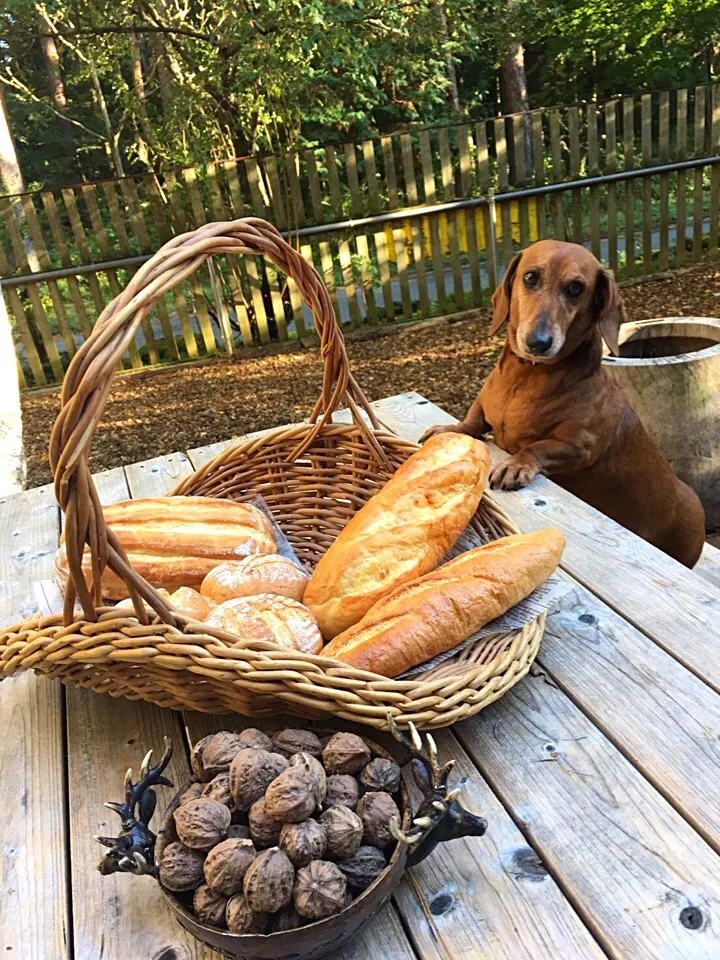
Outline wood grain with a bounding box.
[0,485,69,959]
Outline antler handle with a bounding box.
[387,715,487,867]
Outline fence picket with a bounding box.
[693,85,706,262]
[710,86,720,259]
[362,141,381,215]
[622,97,636,275]
[60,187,105,314]
[476,120,497,292]
[439,128,464,310]
[459,124,482,305]
[605,101,618,274]
[549,110,565,239]
[675,88,688,266]
[513,115,531,247]
[658,92,670,271]
[40,190,92,339]
[494,118,514,266]
[641,94,653,273]
[587,104,601,260]
[419,129,447,312]
[568,107,583,244]
[532,112,547,239]
[400,134,431,313]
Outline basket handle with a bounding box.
[49,218,384,624]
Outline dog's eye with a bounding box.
[567,281,585,297]
[523,271,539,288]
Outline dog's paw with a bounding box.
[419,423,465,444]
[489,456,540,491]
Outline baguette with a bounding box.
[303,433,491,638]
[321,529,565,677]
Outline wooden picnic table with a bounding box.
[3,390,720,960]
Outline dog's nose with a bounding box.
[525,328,554,355]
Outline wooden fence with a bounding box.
[2,81,720,390]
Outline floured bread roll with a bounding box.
[204,594,323,655]
[201,556,308,604]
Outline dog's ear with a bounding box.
[593,268,625,356]
[489,253,522,336]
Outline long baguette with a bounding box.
[321,529,565,677]
[303,433,491,638]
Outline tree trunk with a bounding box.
[499,38,531,181]
[0,292,26,495]
[89,56,125,177]
[431,0,461,118]
[37,14,74,147]
[129,32,155,167]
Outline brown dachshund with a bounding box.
[422,240,705,567]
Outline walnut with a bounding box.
[203,838,257,896]
[357,792,400,848]
[226,894,269,934]
[248,796,282,848]
[264,766,317,823]
[202,773,235,810]
[279,820,327,868]
[177,782,204,806]
[229,748,288,811]
[267,905,303,932]
[322,733,371,775]
[337,845,387,892]
[272,728,323,759]
[293,860,347,920]
[237,728,274,752]
[324,775,359,811]
[173,797,231,851]
[360,758,401,795]
[243,847,295,913]
[158,841,206,892]
[192,731,246,781]
[193,883,227,927]
[289,752,327,806]
[227,824,251,840]
[320,806,363,860]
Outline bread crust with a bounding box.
[204,594,324,655]
[201,555,308,604]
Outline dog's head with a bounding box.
[489,240,625,362]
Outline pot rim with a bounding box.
[602,317,720,367]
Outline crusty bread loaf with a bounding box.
[201,555,308,604]
[168,587,211,621]
[321,529,565,677]
[54,496,276,599]
[303,433,491,639]
[204,594,323,655]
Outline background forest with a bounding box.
[2,0,719,194]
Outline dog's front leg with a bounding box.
[420,394,490,443]
[490,438,590,491]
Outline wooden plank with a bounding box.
[263,155,288,230]
[374,229,394,322]
[362,140,381,215]
[568,107,583,244]
[605,101,619,274]
[284,152,305,229]
[658,91,671,271]
[0,484,69,959]
[696,541,720,590]
[0,241,47,386]
[401,134,431,315]
[182,165,207,227]
[548,110,565,240]
[513,115,531,246]
[371,392,720,693]
[244,160,275,343]
[381,136,399,209]
[101,180,133,256]
[622,97,636,275]
[325,146,343,220]
[393,227,413,320]
[476,120,498,292]
[419,130,447,314]
[438,128,464,310]
[457,125,482,305]
[494,118,515,266]
[641,94,653,273]
[144,173,173,244]
[124,451,194,497]
[693,85,706,262]
[163,168,190,233]
[326,147,361,327]
[119,177,151,251]
[40,190,92,339]
[531,111,547,239]
[676,88,688,266]
[710,85,720,259]
[305,149,326,224]
[344,143,363,218]
[140,184,182,361]
[587,104,601,260]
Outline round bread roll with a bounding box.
[201,556,309,604]
[204,594,323,655]
[114,588,172,612]
[168,586,211,621]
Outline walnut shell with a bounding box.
[193,883,228,927]
[360,758,401,795]
[202,773,235,810]
[174,797,231,851]
[177,782,205,806]
[229,748,289,811]
[226,894,269,934]
[237,728,274,752]
[293,860,347,920]
[267,904,303,932]
[192,731,246,781]
[320,805,363,860]
[203,838,257,896]
[279,819,327,868]
[243,847,295,913]
[158,841,206,892]
[324,775,359,811]
[290,752,327,806]
[337,845,387,892]
[357,792,400,848]
[264,766,317,823]
[227,824,251,840]
[322,733,371,775]
[248,796,283,848]
[272,728,323,759]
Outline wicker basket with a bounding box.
[0,218,544,729]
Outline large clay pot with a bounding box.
[603,317,720,530]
